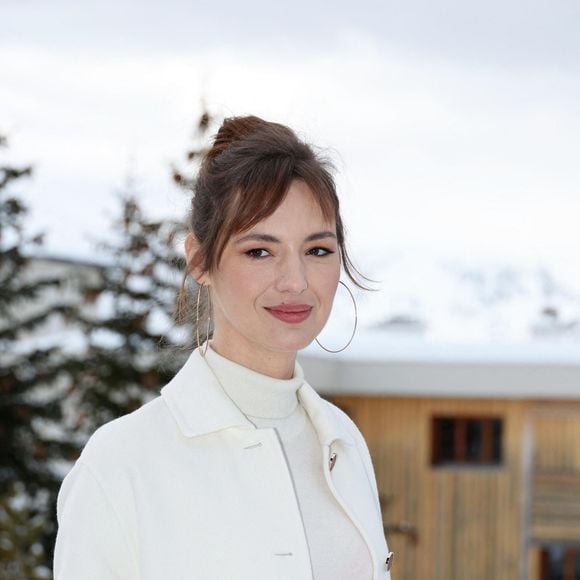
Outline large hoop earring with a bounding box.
[315,280,358,353]
[196,283,211,357]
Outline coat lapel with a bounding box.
[161,348,254,437]
[161,348,353,448]
[297,381,355,447]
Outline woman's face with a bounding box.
[195,180,341,367]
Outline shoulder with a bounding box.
[77,395,173,473]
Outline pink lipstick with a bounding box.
[265,304,313,324]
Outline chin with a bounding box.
[265,332,317,354]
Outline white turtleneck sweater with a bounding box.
[204,345,373,580]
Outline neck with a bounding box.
[209,336,296,380]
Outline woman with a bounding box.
[54,116,393,579]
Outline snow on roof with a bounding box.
[302,329,580,365]
[298,330,580,399]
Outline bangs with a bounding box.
[211,159,338,270]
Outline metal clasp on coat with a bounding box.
[329,451,337,471]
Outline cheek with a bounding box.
[317,269,341,305]
[218,268,267,308]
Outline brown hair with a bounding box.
[176,115,370,344]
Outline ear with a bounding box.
[184,233,209,284]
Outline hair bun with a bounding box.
[206,116,267,162]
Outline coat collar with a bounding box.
[161,348,354,447]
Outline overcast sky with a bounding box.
[2,0,580,339]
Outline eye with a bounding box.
[245,248,270,259]
[308,246,335,257]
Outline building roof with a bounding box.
[298,330,580,399]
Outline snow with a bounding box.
[303,329,580,365]
[314,247,580,348]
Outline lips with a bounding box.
[265,304,313,324]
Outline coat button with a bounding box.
[385,551,394,571]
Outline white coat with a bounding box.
[54,348,392,579]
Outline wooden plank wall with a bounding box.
[330,395,526,580]
[528,546,542,580]
[533,407,580,472]
[532,473,580,541]
[531,404,580,544]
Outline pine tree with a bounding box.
[0,483,51,580]
[70,105,218,435]
[69,184,189,437]
[0,135,75,495]
[171,106,218,191]
[0,134,79,577]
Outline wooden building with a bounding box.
[299,333,580,580]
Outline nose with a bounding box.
[275,254,308,294]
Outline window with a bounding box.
[540,545,580,580]
[431,416,503,467]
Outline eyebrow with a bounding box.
[234,231,337,244]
